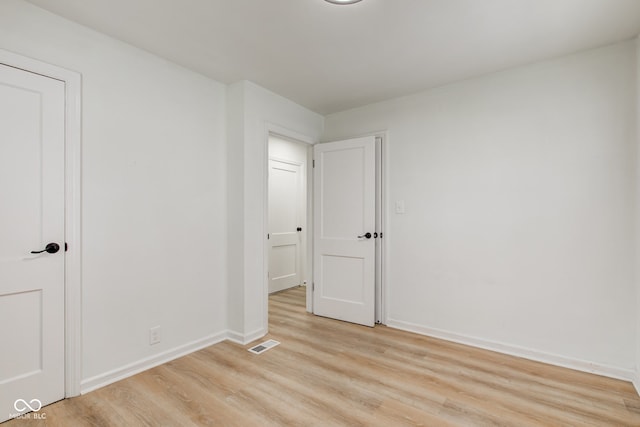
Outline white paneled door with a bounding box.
[313,136,376,327]
[0,64,65,422]
[268,159,303,293]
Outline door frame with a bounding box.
[0,49,82,397]
[362,131,388,324]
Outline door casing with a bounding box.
[0,49,82,397]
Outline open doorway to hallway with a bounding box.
[267,134,310,307]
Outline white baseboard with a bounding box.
[226,327,267,345]
[632,371,640,396]
[80,321,637,397]
[386,318,635,383]
[226,330,245,344]
[82,328,269,394]
[80,331,228,394]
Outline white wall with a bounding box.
[0,0,228,389]
[324,40,638,375]
[227,81,323,342]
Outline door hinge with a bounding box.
[312,282,315,291]
[267,233,270,240]
[312,159,315,168]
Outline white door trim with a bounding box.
[0,49,82,397]
[372,132,389,324]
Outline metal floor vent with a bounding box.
[248,339,280,355]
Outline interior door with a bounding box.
[313,136,376,327]
[0,64,65,422]
[268,159,302,293]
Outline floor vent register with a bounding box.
[248,339,281,355]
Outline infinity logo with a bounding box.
[13,399,42,412]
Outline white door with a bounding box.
[0,64,65,422]
[268,159,302,293]
[313,136,376,327]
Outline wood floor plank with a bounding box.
[5,285,640,426]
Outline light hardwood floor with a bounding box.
[6,286,640,426]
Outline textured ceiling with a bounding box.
[25,0,640,114]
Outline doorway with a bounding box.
[262,128,386,332]
[267,134,310,301]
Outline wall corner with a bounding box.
[226,82,247,335]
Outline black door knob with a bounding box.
[357,232,372,239]
[31,243,60,254]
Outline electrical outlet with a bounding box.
[149,326,161,345]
